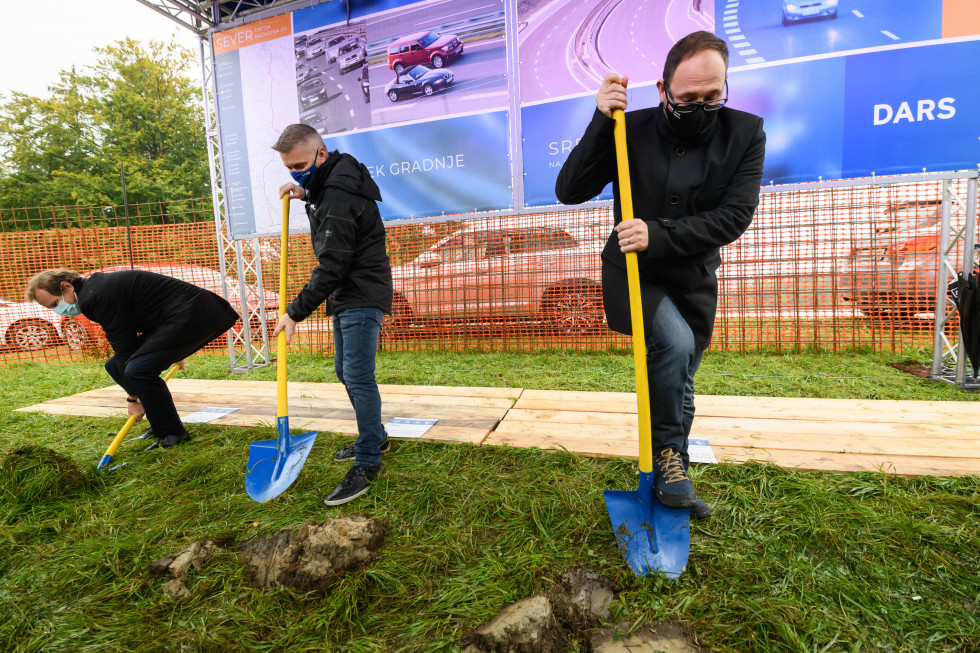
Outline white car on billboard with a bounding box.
[338,40,367,75]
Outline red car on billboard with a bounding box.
[386,31,463,75]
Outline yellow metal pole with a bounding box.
[613,109,653,474]
[278,196,290,419]
[98,363,181,467]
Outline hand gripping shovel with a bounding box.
[97,364,180,471]
[245,196,318,502]
[602,109,691,578]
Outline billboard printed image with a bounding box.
[211,0,980,234]
[717,0,943,66]
[293,24,370,135]
[518,0,713,104]
[366,0,507,126]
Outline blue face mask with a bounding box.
[289,149,321,188]
[54,298,82,317]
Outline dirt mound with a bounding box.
[1,445,89,501]
[462,568,702,653]
[149,515,386,596]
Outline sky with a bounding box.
[0,0,204,99]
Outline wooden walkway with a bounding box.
[16,380,980,477]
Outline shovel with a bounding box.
[97,364,181,471]
[245,196,318,502]
[602,109,691,578]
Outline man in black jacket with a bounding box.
[27,268,240,449]
[556,32,766,517]
[272,123,393,507]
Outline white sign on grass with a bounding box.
[386,417,437,439]
[181,407,240,424]
[688,438,717,464]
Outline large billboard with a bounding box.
[211,0,980,236]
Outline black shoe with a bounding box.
[323,463,384,506]
[654,448,699,509]
[691,495,712,520]
[133,427,155,441]
[143,431,190,451]
[333,439,390,462]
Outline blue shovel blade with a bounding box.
[246,417,317,503]
[604,472,690,578]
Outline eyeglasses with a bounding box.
[664,80,728,113]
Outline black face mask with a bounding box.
[664,102,718,140]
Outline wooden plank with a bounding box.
[513,390,980,425]
[501,409,980,443]
[485,420,980,458]
[483,428,979,476]
[212,412,489,445]
[31,392,507,424]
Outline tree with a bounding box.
[0,38,210,217]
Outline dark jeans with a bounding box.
[333,307,387,467]
[646,296,704,469]
[104,326,229,438]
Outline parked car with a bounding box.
[384,65,454,102]
[782,0,838,25]
[299,77,329,109]
[386,31,463,75]
[387,218,606,335]
[59,264,280,351]
[295,61,311,82]
[838,199,944,319]
[305,38,326,60]
[325,35,352,63]
[300,107,327,133]
[0,299,64,351]
[338,40,367,75]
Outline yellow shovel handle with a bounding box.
[278,196,290,419]
[613,109,653,474]
[103,364,181,458]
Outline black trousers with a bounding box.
[104,325,231,437]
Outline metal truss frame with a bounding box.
[932,174,980,390]
[197,21,272,372]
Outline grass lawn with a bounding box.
[1,350,978,652]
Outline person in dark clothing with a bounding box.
[271,123,393,507]
[555,31,766,518]
[27,268,240,449]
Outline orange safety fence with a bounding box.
[0,177,971,366]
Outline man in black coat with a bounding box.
[556,31,766,517]
[272,123,393,507]
[27,268,240,449]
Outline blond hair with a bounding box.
[25,269,81,301]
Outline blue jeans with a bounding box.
[333,307,387,467]
[646,296,704,469]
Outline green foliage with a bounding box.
[0,354,977,651]
[0,38,208,217]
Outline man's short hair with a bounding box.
[272,123,324,153]
[25,269,81,301]
[663,31,729,86]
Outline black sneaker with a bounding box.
[333,439,390,462]
[691,495,712,520]
[323,463,384,506]
[143,431,190,451]
[654,448,699,509]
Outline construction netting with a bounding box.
[0,176,973,366]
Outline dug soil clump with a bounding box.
[462,568,703,653]
[149,515,386,595]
